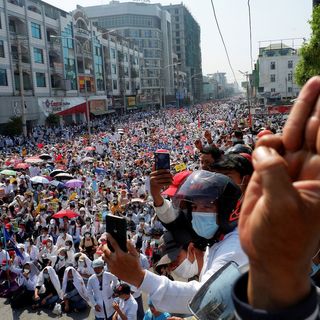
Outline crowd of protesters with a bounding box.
[0,98,298,319]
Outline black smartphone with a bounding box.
[105,215,128,252]
[155,152,170,170]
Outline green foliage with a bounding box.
[0,116,23,136]
[45,113,60,127]
[295,6,320,86]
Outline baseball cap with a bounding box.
[155,232,182,273]
[162,170,192,197]
[92,258,104,268]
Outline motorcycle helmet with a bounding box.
[173,170,242,236]
[225,144,252,155]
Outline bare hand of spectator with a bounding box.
[194,139,203,151]
[102,234,145,288]
[204,130,213,144]
[239,76,320,311]
[150,169,173,207]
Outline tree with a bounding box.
[1,116,23,136]
[45,113,60,127]
[295,5,320,86]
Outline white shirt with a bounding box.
[117,295,138,320]
[87,272,119,318]
[56,234,73,249]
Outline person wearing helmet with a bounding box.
[102,171,248,315]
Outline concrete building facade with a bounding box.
[163,3,202,103]
[0,0,143,127]
[83,1,175,106]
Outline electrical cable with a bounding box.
[210,0,238,85]
[247,0,253,72]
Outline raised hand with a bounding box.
[239,76,320,310]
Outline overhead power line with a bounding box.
[247,0,253,72]
[210,0,238,85]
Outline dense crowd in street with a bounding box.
[0,95,315,320]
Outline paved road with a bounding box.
[0,293,149,320]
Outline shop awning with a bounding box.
[56,103,87,116]
[91,109,108,116]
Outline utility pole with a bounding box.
[17,38,27,138]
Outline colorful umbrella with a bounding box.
[52,209,79,219]
[30,176,50,184]
[49,169,67,177]
[85,146,96,151]
[50,180,65,188]
[25,157,44,164]
[55,173,74,180]
[0,169,17,176]
[39,154,52,160]
[81,157,95,163]
[65,179,83,188]
[14,163,30,170]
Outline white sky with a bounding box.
[43,0,312,83]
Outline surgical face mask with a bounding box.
[96,271,103,277]
[173,253,198,279]
[85,234,91,239]
[59,254,65,260]
[86,221,90,226]
[65,245,71,250]
[43,273,50,279]
[78,261,85,268]
[24,268,30,274]
[60,232,65,237]
[25,242,30,247]
[311,263,320,277]
[192,212,219,239]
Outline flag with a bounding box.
[3,227,24,259]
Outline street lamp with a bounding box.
[189,72,202,104]
[239,70,253,129]
[51,29,115,141]
[161,62,181,108]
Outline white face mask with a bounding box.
[172,253,198,279]
[58,254,65,260]
[66,245,71,250]
[25,242,30,247]
[78,261,85,268]
[24,268,30,274]
[96,271,103,277]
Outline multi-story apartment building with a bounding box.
[82,1,175,106]
[257,43,300,104]
[0,0,142,128]
[163,3,202,103]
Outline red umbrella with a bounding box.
[85,146,96,151]
[15,163,30,170]
[52,210,79,219]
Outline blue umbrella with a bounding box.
[95,168,106,175]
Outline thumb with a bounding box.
[253,146,297,200]
[127,240,139,257]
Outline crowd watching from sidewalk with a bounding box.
[0,77,319,320]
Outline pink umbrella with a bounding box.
[65,179,83,188]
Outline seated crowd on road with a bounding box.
[0,98,316,320]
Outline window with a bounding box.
[176,39,180,45]
[0,40,4,58]
[288,73,293,81]
[271,88,276,93]
[270,74,276,82]
[34,48,44,63]
[9,20,16,33]
[288,87,292,93]
[113,79,117,90]
[175,9,179,14]
[0,69,7,86]
[175,24,179,29]
[112,64,117,75]
[31,22,41,39]
[126,81,129,90]
[176,31,180,37]
[270,61,276,70]
[36,72,46,87]
[288,60,293,69]
[111,48,116,59]
[175,16,179,22]
[176,46,181,52]
[124,53,128,62]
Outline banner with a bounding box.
[175,163,187,173]
[38,97,85,117]
[127,96,136,108]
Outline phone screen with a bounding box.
[105,215,128,252]
[155,152,170,170]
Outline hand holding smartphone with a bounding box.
[154,151,170,170]
[105,215,128,252]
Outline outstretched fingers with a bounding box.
[283,76,320,152]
